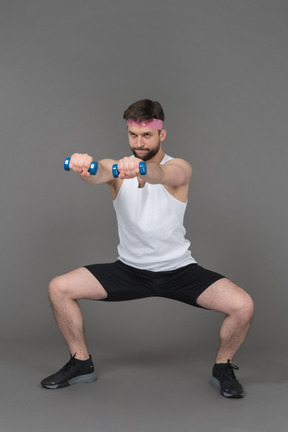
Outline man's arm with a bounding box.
[145,159,192,187]
[68,153,117,185]
[117,157,192,187]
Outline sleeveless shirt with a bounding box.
[113,154,196,271]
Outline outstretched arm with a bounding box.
[117,157,192,187]
[68,153,117,185]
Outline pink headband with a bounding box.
[127,118,163,130]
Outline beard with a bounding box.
[131,140,161,161]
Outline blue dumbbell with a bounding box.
[112,161,147,178]
[64,157,98,175]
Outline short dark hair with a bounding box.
[123,99,165,122]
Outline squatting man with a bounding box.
[41,99,254,398]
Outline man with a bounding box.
[41,99,254,398]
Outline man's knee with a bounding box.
[48,275,68,301]
[235,292,254,322]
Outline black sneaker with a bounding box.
[210,359,244,398]
[41,354,97,389]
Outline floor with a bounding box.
[1,340,287,432]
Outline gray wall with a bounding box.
[1,0,287,354]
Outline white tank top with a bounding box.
[113,154,196,271]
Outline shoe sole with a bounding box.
[42,371,97,389]
[210,376,244,398]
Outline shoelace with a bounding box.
[222,359,239,382]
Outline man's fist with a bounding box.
[69,153,94,177]
[117,157,144,179]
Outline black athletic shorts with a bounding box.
[85,260,225,308]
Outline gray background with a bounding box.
[1,1,287,431]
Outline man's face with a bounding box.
[128,126,166,162]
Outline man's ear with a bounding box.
[160,129,167,142]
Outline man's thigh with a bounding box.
[53,267,108,301]
[196,278,252,314]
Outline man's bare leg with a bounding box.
[41,267,107,389]
[196,278,254,398]
[197,278,254,362]
[48,267,108,359]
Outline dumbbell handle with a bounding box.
[112,161,147,178]
[64,157,98,175]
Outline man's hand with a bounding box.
[117,157,144,179]
[69,153,94,177]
